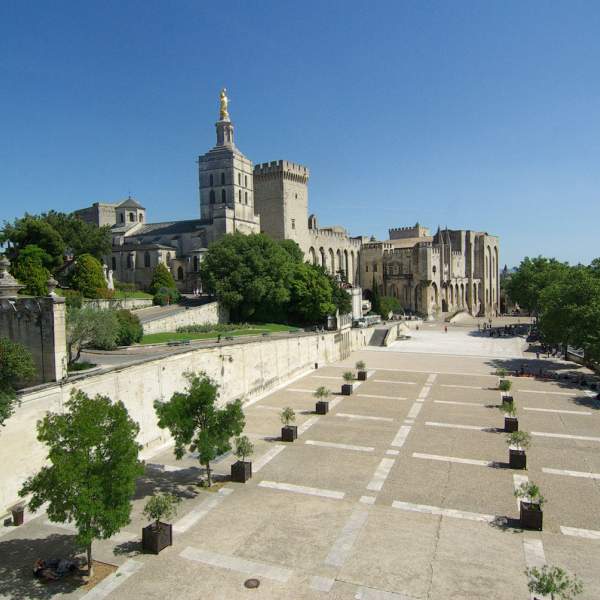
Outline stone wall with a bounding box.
[83,297,153,311]
[141,302,228,334]
[0,326,371,514]
[0,296,67,385]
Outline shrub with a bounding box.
[12,244,50,296]
[514,481,545,508]
[507,430,531,450]
[153,287,180,306]
[116,309,143,346]
[143,493,181,529]
[95,287,115,300]
[356,360,366,370]
[280,407,295,426]
[343,371,355,382]
[526,565,583,600]
[500,402,517,417]
[63,289,83,309]
[314,386,331,400]
[149,263,176,295]
[66,307,120,364]
[177,323,243,334]
[234,436,254,462]
[70,253,107,298]
[499,379,512,391]
[495,368,508,377]
[379,296,401,318]
[0,338,36,426]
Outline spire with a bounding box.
[215,87,234,147]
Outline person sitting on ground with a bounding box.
[33,558,78,580]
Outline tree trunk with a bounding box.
[86,542,93,577]
[205,461,212,487]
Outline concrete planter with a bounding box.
[231,460,252,483]
[10,504,24,526]
[341,383,355,396]
[357,370,369,381]
[509,448,527,469]
[520,501,543,531]
[504,417,519,433]
[281,425,298,442]
[142,522,172,554]
[315,400,329,415]
[502,395,514,406]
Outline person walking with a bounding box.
[444,326,448,333]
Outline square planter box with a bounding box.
[341,383,355,396]
[231,460,252,483]
[502,395,514,406]
[11,505,25,526]
[520,501,543,531]
[315,400,329,415]
[509,448,527,469]
[357,370,369,381]
[281,425,298,442]
[504,417,519,433]
[142,522,172,555]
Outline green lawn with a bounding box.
[140,323,298,345]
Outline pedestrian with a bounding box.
[444,326,447,333]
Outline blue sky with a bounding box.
[1,1,599,267]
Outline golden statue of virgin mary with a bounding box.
[219,88,229,120]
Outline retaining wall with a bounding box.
[142,302,227,334]
[83,297,153,311]
[0,326,371,514]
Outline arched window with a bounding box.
[221,189,226,203]
[177,266,184,280]
[127,254,133,269]
[144,252,151,268]
[111,257,116,271]
[209,174,213,186]
[210,190,215,204]
[238,189,241,202]
[129,212,135,222]
[238,173,241,185]
[221,173,225,185]
[139,213,143,222]
[193,256,199,272]
[244,191,248,204]
[120,213,124,223]
[244,175,248,187]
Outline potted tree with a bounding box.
[526,565,583,600]
[314,386,331,415]
[142,493,181,554]
[495,368,508,377]
[10,502,25,526]
[515,481,545,531]
[231,435,254,483]
[356,361,369,381]
[280,407,297,442]
[341,371,356,395]
[499,378,512,392]
[501,401,518,432]
[507,430,530,469]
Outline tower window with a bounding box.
[139,213,143,222]
[210,174,213,186]
[365,265,369,272]
[291,219,295,230]
[129,212,135,222]
[221,189,226,203]
[239,189,241,202]
[238,173,241,185]
[221,173,225,185]
[245,175,248,187]
[245,191,248,204]
[144,252,151,268]
[120,213,124,223]
[210,190,215,204]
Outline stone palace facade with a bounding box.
[75,90,500,318]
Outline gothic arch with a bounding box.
[177,266,184,280]
[328,248,335,275]
[319,247,326,268]
[343,249,349,281]
[309,247,317,265]
[336,249,342,277]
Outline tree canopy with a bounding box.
[66,306,120,364]
[0,338,35,427]
[154,371,245,486]
[69,253,107,297]
[12,245,51,296]
[149,263,177,295]
[19,389,143,573]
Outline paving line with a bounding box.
[524,407,592,416]
[513,474,529,512]
[180,546,292,582]
[433,400,486,407]
[80,559,143,600]
[441,384,485,390]
[288,388,315,393]
[355,587,415,599]
[253,445,286,473]
[311,375,342,380]
[542,467,600,480]
[173,488,233,533]
[426,374,438,384]
[425,421,490,431]
[360,495,376,505]
[310,576,336,592]
[404,419,415,425]
[258,480,345,500]
[391,425,412,448]
[372,379,417,385]
[357,394,407,400]
[325,506,370,567]
[391,500,495,523]
[329,397,343,409]
[406,404,422,419]
[523,538,546,568]
[560,526,600,540]
[386,449,400,456]
[298,415,320,435]
[305,439,374,452]
[366,458,396,491]
[517,389,578,397]
[335,412,394,422]
[331,365,498,379]
[254,405,286,412]
[412,452,494,467]
[146,462,190,473]
[531,431,600,443]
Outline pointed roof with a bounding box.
[119,196,144,209]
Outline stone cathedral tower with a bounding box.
[198,89,260,239]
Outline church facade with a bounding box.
[75,90,500,318]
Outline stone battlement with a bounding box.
[254,160,310,180]
[310,229,361,246]
[389,223,430,240]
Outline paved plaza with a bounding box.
[1,325,599,599]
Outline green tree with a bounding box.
[278,239,305,263]
[143,493,181,529]
[0,338,35,427]
[152,286,180,306]
[538,266,600,362]
[19,389,143,574]
[1,215,66,269]
[149,263,177,295]
[12,245,51,296]
[331,276,352,315]
[69,253,107,297]
[505,256,569,315]
[288,262,336,324]
[200,233,294,321]
[154,372,245,486]
[66,307,120,364]
[379,296,401,318]
[526,566,583,600]
[115,309,143,346]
